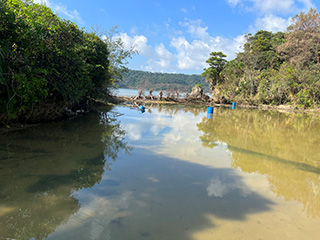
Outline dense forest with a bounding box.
[202,8,320,109]
[118,69,209,92]
[0,0,134,124]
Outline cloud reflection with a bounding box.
[207,176,253,198]
[121,106,233,169]
[125,123,143,140]
[50,190,134,240]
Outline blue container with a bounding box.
[139,105,145,110]
[208,106,214,114]
[232,102,236,110]
[207,113,213,119]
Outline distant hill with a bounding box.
[118,69,209,92]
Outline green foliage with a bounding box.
[256,64,293,104]
[205,8,320,108]
[119,69,209,92]
[0,0,113,122]
[82,32,110,98]
[278,8,320,68]
[93,25,138,83]
[201,52,227,91]
[194,83,203,89]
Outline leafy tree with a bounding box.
[219,59,244,101]
[201,52,227,93]
[0,0,115,123]
[243,31,284,70]
[81,32,110,98]
[93,26,138,83]
[200,9,320,108]
[256,63,294,104]
[278,8,320,68]
[235,31,285,98]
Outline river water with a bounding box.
[112,88,161,97]
[112,88,211,98]
[1,105,320,240]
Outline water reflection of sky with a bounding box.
[28,106,320,240]
[118,106,233,170]
[122,113,172,143]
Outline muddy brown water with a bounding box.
[1,105,320,240]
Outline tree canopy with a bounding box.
[201,52,227,92]
[0,0,134,123]
[202,8,320,108]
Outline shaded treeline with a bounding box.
[0,0,112,123]
[202,8,320,108]
[119,69,209,92]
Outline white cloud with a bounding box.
[53,4,82,22]
[171,19,245,70]
[130,26,138,35]
[118,33,175,72]
[254,0,295,13]
[180,8,188,13]
[152,43,174,69]
[33,0,49,6]
[155,43,172,59]
[33,0,50,5]
[118,33,153,57]
[251,14,292,32]
[125,123,142,140]
[170,37,208,70]
[179,19,210,40]
[298,0,316,12]
[226,0,242,7]
[227,0,315,14]
[119,18,245,72]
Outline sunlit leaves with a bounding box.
[0,0,112,122]
[206,9,320,108]
[201,52,227,91]
[278,8,320,68]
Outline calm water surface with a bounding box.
[112,88,161,97]
[1,105,320,240]
[112,88,194,98]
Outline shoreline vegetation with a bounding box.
[118,69,209,92]
[1,0,320,131]
[200,9,320,110]
[0,0,135,126]
[116,8,320,114]
[113,90,320,116]
[2,92,319,134]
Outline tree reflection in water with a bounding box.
[197,108,320,217]
[0,107,131,240]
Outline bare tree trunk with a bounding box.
[133,89,143,100]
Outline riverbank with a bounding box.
[0,98,116,134]
[2,96,319,134]
[114,96,320,116]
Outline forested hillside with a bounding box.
[202,8,320,108]
[118,70,209,92]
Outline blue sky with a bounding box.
[34,0,318,74]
